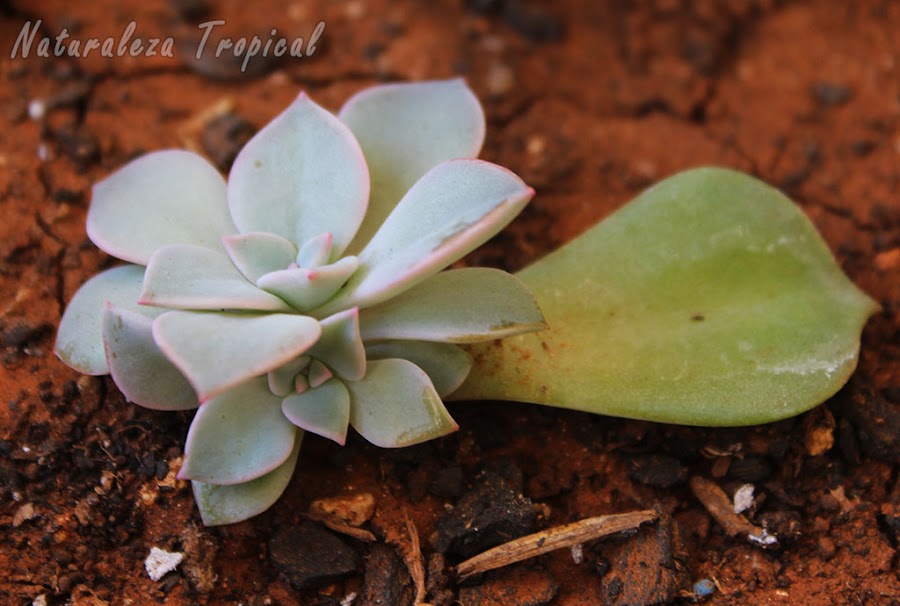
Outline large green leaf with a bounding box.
[455,167,878,426]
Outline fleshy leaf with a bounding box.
[297,233,334,268]
[347,358,458,447]
[366,341,472,398]
[339,79,485,253]
[179,378,297,484]
[56,265,159,375]
[87,150,235,265]
[268,356,311,397]
[456,167,879,426]
[193,433,302,526]
[228,94,369,256]
[316,160,534,315]
[360,268,545,343]
[223,232,297,283]
[308,308,366,381]
[282,379,350,444]
[307,360,333,388]
[257,256,359,312]
[142,244,292,312]
[102,304,197,411]
[153,311,321,401]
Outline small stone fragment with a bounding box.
[727,456,772,483]
[627,453,688,488]
[733,484,755,514]
[503,0,565,42]
[803,407,835,456]
[269,522,359,589]
[12,502,36,526]
[310,493,376,527]
[356,543,414,606]
[201,112,256,172]
[811,81,852,107]
[874,248,900,271]
[458,566,559,606]
[145,546,184,582]
[693,578,716,599]
[596,514,689,606]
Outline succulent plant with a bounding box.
[56,80,545,525]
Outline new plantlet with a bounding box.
[56,80,545,525]
[56,79,877,526]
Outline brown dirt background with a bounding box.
[0,1,898,604]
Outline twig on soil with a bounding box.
[455,510,659,580]
[689,476,778,548]
[403,511,428,606]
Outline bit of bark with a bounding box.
[455,510,658,580]
[303,513,377,542]
[689,476,778,548]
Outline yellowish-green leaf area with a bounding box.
[455,167,878,426]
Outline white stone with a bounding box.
[145,546,184,582]
[733,483,755,514]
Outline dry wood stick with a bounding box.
[456,509,658,580]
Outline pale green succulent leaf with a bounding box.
[308,308,366,381]
[192,430,303,526]
[153,311,321,402]
[141,244,292,312]
[456,167,879,426]
[87,150,235,265]
[55,264,159,375]
[339,79,485,253]
[297,232,335,268]
[268,356,311,397]
[257,256,358,312]
[102,304,197,411]
[180,378,297,484]
[228,94,369,256]
[347,358,458,447]
[222,232,297,283]
[360,267,545,343]
[317,159,534,315]
[282,379,350,445]
[365,340,472,398]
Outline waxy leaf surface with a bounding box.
[457,167,878,425]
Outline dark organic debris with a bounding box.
[727,455,773,483]
[356,543,414,606]
[268,521,359,589]
[627,453,689,488]
[835,380,900,462]
[436,469,537,559]
[201,112,256,173]
[811,81,853,107]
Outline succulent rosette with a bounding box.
[55,80,545,525]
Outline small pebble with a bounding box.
[733,484,754,514]
[693,578,716,599]
[145,546,184,582]
[811,81,852,107]
[28,99,46,121]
